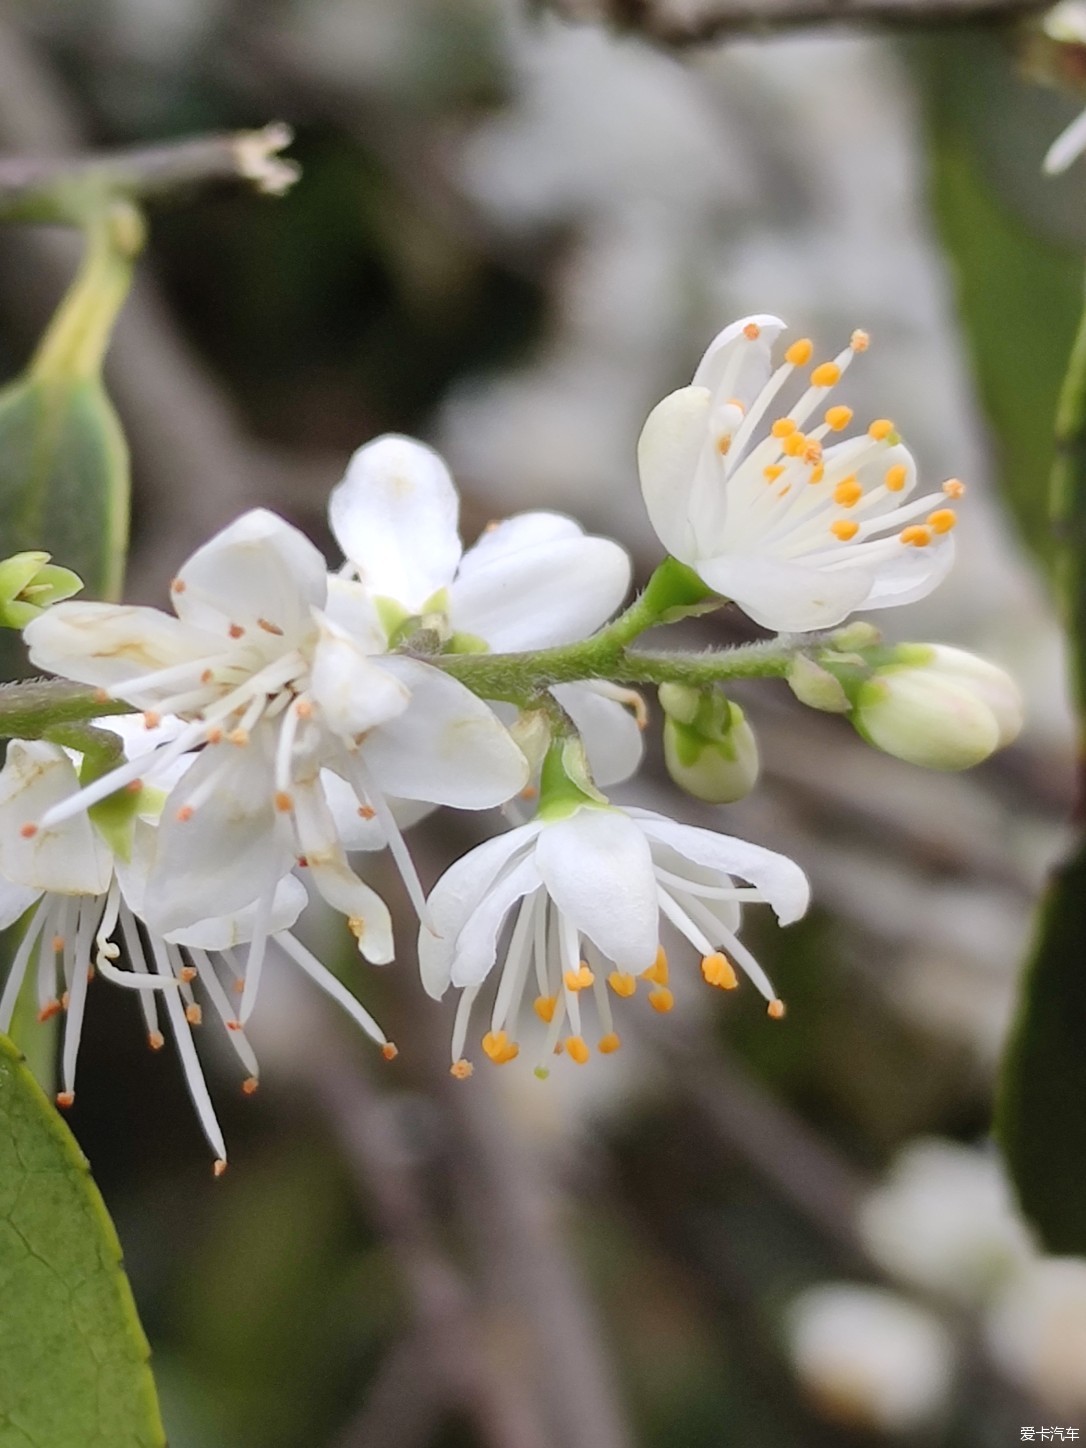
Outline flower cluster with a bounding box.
[0,316,1023,1167]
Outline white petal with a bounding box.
[319,768,433,850]
[172,509,328,642]
[0,741,113,895]
[362,657,528,807]
[535,808,658,969]
[142,734,295,933]
[691,314,787,398]
[452,517,631,650]
[695,552,872,632]
[165,874,308,949]
[310,618,411,737]
[633,812,810,925]
[0,877,42,929]
[24,603,227,700]
[552,683,643,787]
[637,386,713,561]
[328,435,462,610]
[291,779,394,964]
[417,825,539,997]
[858,537,956,612]
[449,855,543,991]
[1044,105,1086,173]
[321,574,388,651]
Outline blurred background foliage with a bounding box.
[0,0,1083,1443]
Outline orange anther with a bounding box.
[176,805,194,823]
[483,1030,520,1065]
[179,966,197,983]
[357,805,376,819]
[900,525,932,548]
[274,791,293,813]
[37,1000,61,1023]
[833,477,862,507]
[701,953,739,989]
[564,964,595,993]
[242,1076,259,1095]
[201,669,214,684]
[811,362,841,388]
[884,464,908,493]
[608,972,637,998]
[533,995,557,1023]
[566,1036,590,1064]
[213,1159,228,1178]
[830,520,859,542]
[148,1031,165,1051]
[640,947,669,985]
[207,727,223,744]
[763,464,784,482]
[598,1033,622,1054]
[648,987,675,1014]
[824,405,853,431]
[868,419,894,441]
[185,1004,203,1026]
[125,779,143,794]
[228,623,245,639]
[927,509,957,534]
[56,1091,75,1109]
[716,435,732,456]
[257,617,284,636]
[450,1059,474,1080]
[808,464,825,485]
[767,998,787,1020]
[19,823,37,839]
[171,577,186,593]
[381,1043,399,1062]
[785,339,813,366]
[771,417,797,439]
[850,329,870,352]
[942,478,966,499]
[143,710,161,728]
[783,432,808,457]
[743,322,762,340]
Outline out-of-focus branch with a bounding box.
[554,0,1050,45]
[331,1332,443,1448]
[0,124,299,225]
[303,1030,555,1448]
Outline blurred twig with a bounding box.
[552,0,1049,46]
[0,123,298,224]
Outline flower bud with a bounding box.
[788,653,850,714]
[0,551,82,628]
[851,645,1022,771]
[660,684,760,803]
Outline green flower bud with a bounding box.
[851,645,1023,771]
[788,652,850,714]
[0,550,82,628]
[660,684,760,803]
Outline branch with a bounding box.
[0,123,299,225]
[555,0,1050,46]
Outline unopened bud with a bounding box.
[788,653,850,714]
[0,551,82,628]
[851,645,1022,771]
[660,685,760,803]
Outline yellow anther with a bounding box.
[802,440,823,465]
[868,419,894,441]
[763,464,784,482]
[533,994,558,1023]
[716,435,731,456]
[927,509,957,534]
[785,339,813,366]
[850,329,870,352]
[942,477,966,499]
[381,1043,399,1061]
[450,1059,474,1080]
[783,432,808,457]
[482,1031,520,1065]
[743,322,762,340]
[701,953,739,990]
[833,477,862,507]
[810,362,841,388]
[608,971,637,998]
[830,519,859,542]
[884,464,908,492]
[598,1033,622,1054]
[648,987,675,1014]
[767,998,787,1020]
[808,464,825,485]
[900,525,932,548]
[824,405,853,431]
[566,1035,590,1065]
[771,417,797,439]
[564,964,595,993]
[640,947,669,985]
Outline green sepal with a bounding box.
[446,631,490,655]
[374,595,411,641]
[0,552,83,628]
[44,722,141,862]
[639,557,719,622]
[537,737,607,820]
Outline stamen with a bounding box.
[598,1033,621,1054]
[213,1160,228,1178]
[785,339,812,366]
[185,1004,203,1026]
[767,999,787,1019]
[641,947,669,985]
[701,953,739,989]
[274,930,390,1046]
[900,525,932,548]
[942,478,966,498]
[534,994,557,1022]
[565,1035,590,1064]
[482,1030,520,1065]
[228,623,245,639]
[381,1043,399,1061]
[833,478,862,507]
[742,322,761,340]
[648,987,675,1013]
[868,419,894,441]
[242,1076,260,1094]
[608,971,637,998]
[772,418,797,439]
[56,1091,75,1109]
[825,405,853,431]
[927,509,956,533]
[763,464,784,482]
[19,823,37,839]
[830,520,859,542]
[148,1031,165,1051]
[171,577,186,594]
[850,329,870,352]
[810,362,841,388]
[274,791,293,813]
[564,964,594,992]
[884,464,908,492]
[450,1059,474,1079]
[257,618,284,636]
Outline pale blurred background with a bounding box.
[0,0,1081,1442]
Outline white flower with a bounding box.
[418,801,808,1075]
[23,508,528,954]
[637,316,960,632]
[328,434,643,786]
[785,1284,955,1433]
[985,1258,1086,1412]
[859,1139,1035,1307]
[0,729,395,1171]
[1042,3,1086,173]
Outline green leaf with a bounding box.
[997,838,1086,1252]
[0,1033,165,1447]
